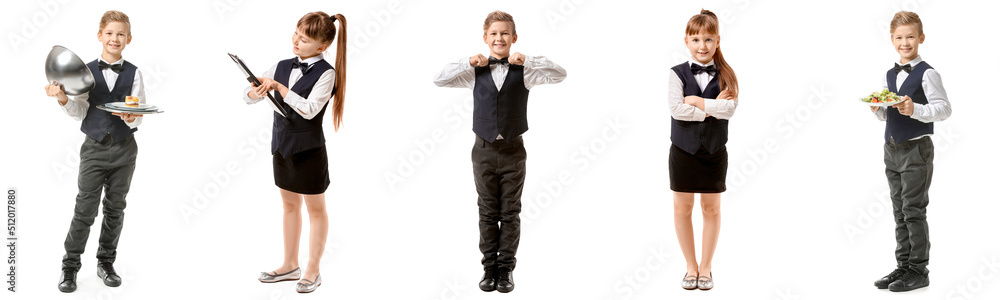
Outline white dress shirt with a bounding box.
[668,60,737,122]
[872,55,952,140]
[61,57,145,128]
[243,54,335,120]
[433,55,567,139]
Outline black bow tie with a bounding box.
[292,60,311,73]
[488,57,509,66]
[894,63,913,74]
[98,61,123,73]
[691,64,717,75]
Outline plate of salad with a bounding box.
[861,88,905,107]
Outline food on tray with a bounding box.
[125,96,139,107]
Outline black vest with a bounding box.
[472,64,530,142]
[81,60,137,141]
[270,58,334,156]
[885,61,934,143]
[670,63,728,155]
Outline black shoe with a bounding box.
[496,268,514,293]
[479,268,497,292]
[874,268,908,289]
[97,262,122,287]
[58,269,77,293]
[888,270,929,292]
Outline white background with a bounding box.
[2,0,998,299]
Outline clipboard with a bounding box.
[228,53,288,118]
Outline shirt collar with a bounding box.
[898,55,923,67]
[297,54,324,65]
[99,57,124,65]
[690,59,715,68]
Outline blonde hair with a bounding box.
[98,10,130,34]
[483,11,515,35]
[890,11,923,35]
[686,9,738,98]
[297,12,348,131]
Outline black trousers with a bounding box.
[62,134,137,271]
[472,135,525,271]
[884,136,933,274]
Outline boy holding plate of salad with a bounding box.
[867,11,952,293]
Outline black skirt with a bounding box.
[273,145,330,195]
[669,144,727,193]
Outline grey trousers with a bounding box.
[884,136,933,274]
[472,135,525,271]
[62,134,137,271]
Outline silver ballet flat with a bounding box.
[697,273,714,290]
[681,273,698,290]
[259,267,301,283]
[296,274,321,293]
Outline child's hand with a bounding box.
[470,54,488,67]
[509,52,526,65]
[44,81,65,97]
[257,77,280,89]
[262,77,283,90]
[717,89,734,100]
[111,112,141,122]
[251,77,275,98]
[892,95,914,116]
[45,81,69,104]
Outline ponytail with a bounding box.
[329,13,347,131]
[687,9,738,98]
[713,46,738,98]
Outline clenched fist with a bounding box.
[470,54,488,67]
